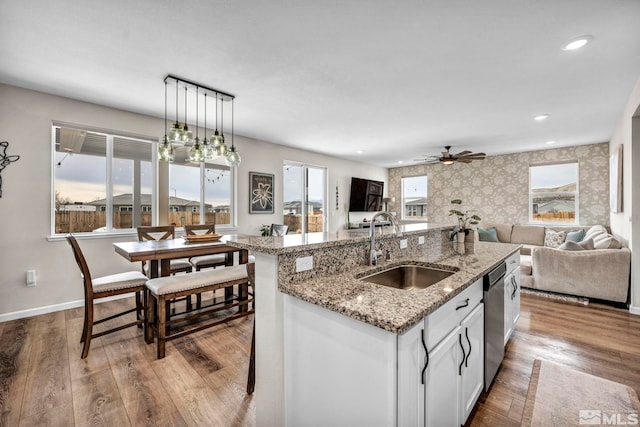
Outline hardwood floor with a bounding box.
[1,292,639,426]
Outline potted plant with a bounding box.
[448,199,481,242]
[260,224,271,237]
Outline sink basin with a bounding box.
[359,265,454,290]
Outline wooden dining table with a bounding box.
[113,236,249,279]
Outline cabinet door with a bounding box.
[397,320,425,427]
[504,272,513,345]
[460,303,484,424]
[425,325,461,427]
[511,267,521,327]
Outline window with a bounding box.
[169,160,232,227]
[283,162,326,234]
[53,125,155,234]
[529,162,578,224]
[401,176,428,220]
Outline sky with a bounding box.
[530,163,578,190]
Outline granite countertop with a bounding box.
[278,241,521,335]
[224,222,454,255]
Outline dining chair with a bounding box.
[66,234,148,358]
[185,224,230,271]
[136,225,193,276]
[270,224,289,236]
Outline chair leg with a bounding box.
[81,302,94,359]
[135,290,143,328]
[145,290,154,344]
[247,317,255,394]
[80,302,90,343]
[157,296,167,359]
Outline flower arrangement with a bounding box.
[260,224,271,237]
[448,199,481,234]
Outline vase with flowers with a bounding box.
[449,199,481,243]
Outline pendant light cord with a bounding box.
[164,81,167,136]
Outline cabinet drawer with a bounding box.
[505,251,520,275]
[424,279,482,350]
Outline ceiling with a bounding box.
[1,1,639,168]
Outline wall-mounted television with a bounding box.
[348,177,384,212]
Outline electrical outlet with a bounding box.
[400,239,408,249]
[418,236,425,245]
[296,256,313,272]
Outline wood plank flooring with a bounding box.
[1,292,640,426]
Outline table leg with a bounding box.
[160,259,171,277]
[149,260,160,279]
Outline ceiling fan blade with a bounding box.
[454,150,472,156]
[457,159,473,163]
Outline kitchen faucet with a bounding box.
[369,211,401,266]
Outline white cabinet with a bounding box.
[399,279,484,427]
[284,279,484,427]
[503,251,521,345]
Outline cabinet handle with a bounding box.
[455,298,470,311]
[511,276,517,299]
[421,329,429,385]
[458,333,465,376]
[464,327,471,368]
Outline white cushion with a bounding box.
[592,233,623,250]
[584,225,607,240]
[144,259,192,273]
[190,254,226,267]
[93,271,148,293]
[146,265,248,296]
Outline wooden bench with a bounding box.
[145,264,253,359]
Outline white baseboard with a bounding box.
[0,294,132,323]
[629,305,640,315]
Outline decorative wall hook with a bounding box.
[0,141,20,198]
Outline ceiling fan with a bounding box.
[415,146,486,165]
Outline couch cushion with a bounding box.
[559,238,594,251]
[520,255,532,276]
[519,245,537,256]
[565,229,586,242]
[592,233,623,250]
[482,223,513,243]
[544,229,567,248]
[511,225,545,246]
[478,227,499,242]
[584,225,607,240]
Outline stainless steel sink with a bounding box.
[359,265,454,290]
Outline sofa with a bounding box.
[477,223,631,303]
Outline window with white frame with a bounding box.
[401,175,428,220]
[529,162,579,224]
[53,125,155,234]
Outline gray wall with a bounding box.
[0,83,386,318]
[388,143,610,227]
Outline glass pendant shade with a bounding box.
[158,136,174,162]
[189,138,205,162]
[225,146,241,167]
[168,123,184,145]
[181,124,193,145]
[202,138,216,159]
[216,138,228,157]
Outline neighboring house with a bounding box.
[535,199,575,214]
[405,197,427,217]
[59,203,96,212]
[284,200,323,215]
[87,193,217,213]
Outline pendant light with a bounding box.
[214,94,228,157]
[158,80,174,161]
[181,86,194,145]
[189,87,204,162]
[167,82,183,145]
[224,98,241,167]
[202,93,214,160]
[160,75,238,164]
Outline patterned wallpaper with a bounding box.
[388,143,610,227]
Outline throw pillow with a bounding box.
[584,225,607,240]
[559,238,594,251]
[544,229,567,248]
[592,233,623,250]
[478,227,499,242]
[565,229,586,242]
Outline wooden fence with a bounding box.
[55,211,231,233]
[283,214,324,233]
[531,212,575,223]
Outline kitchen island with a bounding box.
[226,224,520,427]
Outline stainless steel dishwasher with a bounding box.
[483,261,506,391]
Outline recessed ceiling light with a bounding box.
[546,140,557,145]
[397,160,404,164]
[356,150,364,154]
[562,35,593,51]
[534,114,550,121]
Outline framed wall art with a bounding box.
[610,144,623,213]
[249,171,274,214]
